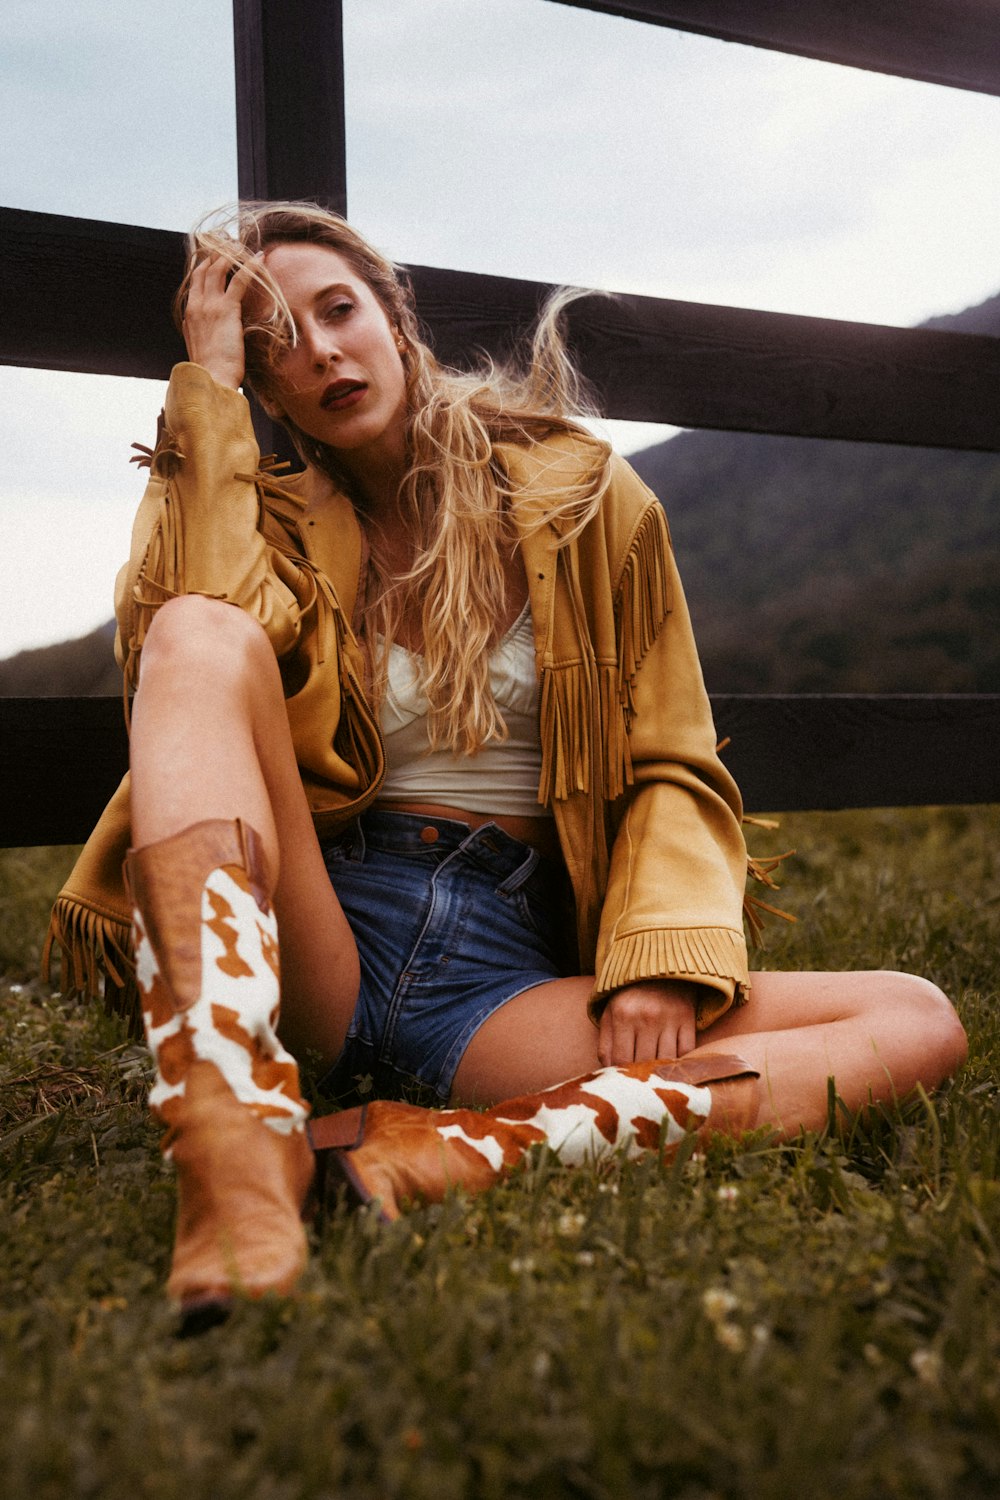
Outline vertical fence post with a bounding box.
[231,0,348,459]
[233,0,347,210]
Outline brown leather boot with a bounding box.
[125,818,314,1328]
[312,1054,759,1221]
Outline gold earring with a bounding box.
[396,336,407,353]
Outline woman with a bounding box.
[47,202,967,1324]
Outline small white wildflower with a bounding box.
[715,1322,746,1353]
[910,1348,942,1385]
[576,1250,596,1268]
[597,1182,619,1196]
[716,1184,740,1204]
[701,1287,739,1324]
[557,1211,586,1238]
[532,1350,552,1380]
[510,1256,536,1275]
[9,984,24,996]
[751,1323,770,1348]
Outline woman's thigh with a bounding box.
[704,968,960,1049]
[270,807,361,1071]
[451,967,967,1116]
[253,711,361,1070]
[450,975,601,1105]
[698,969,967,1126]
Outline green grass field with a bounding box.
[2,806,999,1499]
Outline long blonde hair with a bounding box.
[176,202,613,753]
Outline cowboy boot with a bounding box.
[312,1053,759,1220]
[125,818,314,1326]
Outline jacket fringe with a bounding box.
[615,503,672,724]
[538,502,672,807]
[598,663,630,801]
[593,924,749,1032]
[595,925,748,1003]
[43,895,140,1036]
[538,662,591,803]
[743,850,797,946]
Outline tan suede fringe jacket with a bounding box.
[46,362,757,1036]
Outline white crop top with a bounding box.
[378,603,552,818]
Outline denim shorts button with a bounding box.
[419,825,439,844]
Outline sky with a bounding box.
[2,0,1000,657]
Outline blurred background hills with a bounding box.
[2,294,998,699]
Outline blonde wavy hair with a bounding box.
[176,201,613,754]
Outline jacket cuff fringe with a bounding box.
[43,894,140,1037]
[589,925,749,1030]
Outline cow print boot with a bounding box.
[125,818,314,1330]
[314,1054,760,1220]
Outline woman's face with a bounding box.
[258,241,408,482]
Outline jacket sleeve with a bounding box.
[591,483,750,1031]
[113,362,313,683]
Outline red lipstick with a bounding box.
[321,380,367,411]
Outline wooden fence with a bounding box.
[1,0,998,845]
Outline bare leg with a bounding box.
[451,976,600,1103]
[451,968,967,1134]
[694,969,967,1133]
[129,594,359,1069]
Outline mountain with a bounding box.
[629,293,1000,692]
[2,293,999,698]
[0,619,122,698]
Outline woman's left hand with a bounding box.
[598,980,699,1066]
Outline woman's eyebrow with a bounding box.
[313,282,355,302]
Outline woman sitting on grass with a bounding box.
[48,202,967,1328]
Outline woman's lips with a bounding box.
[321,380,367,411]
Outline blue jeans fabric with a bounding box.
[317,809,573,1106]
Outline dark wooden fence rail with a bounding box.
[553,1,1000,97]
[5,207,1000,451]
[3,694,998,850]
[2,0,999,847]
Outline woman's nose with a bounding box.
[309,341,340,370]
[302,326,340,370]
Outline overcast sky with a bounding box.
[3,0,1000,656]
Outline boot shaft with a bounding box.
[318,1055,760,1219]
[124,818,308,1143]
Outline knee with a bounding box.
[140,596,274,682]
[882,970,968,1082]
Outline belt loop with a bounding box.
[496,846,540,895]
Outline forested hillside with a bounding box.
[0,620,121,698]
[630,293,1000,692]
[2,294,998,697]
[632,433,1000,692]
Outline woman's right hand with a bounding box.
[180,254,257,390]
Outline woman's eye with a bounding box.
[327,300,354,319]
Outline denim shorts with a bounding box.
[317,809,573,1106]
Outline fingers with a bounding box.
[598,1009,613,1067]
[181,253,258,390]
[183,254,255,323]
[678,1012,697,1057]
[597,983,700,1067]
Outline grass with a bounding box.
[2,806,999,1499]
